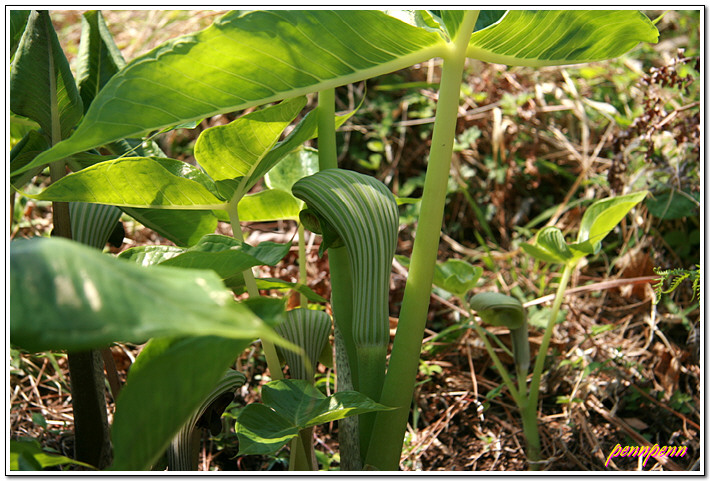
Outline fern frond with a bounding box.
[652,266,701,304]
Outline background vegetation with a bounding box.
[10,9,700,471]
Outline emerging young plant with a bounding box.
[11,9,659,471]
[420,191,649,468]
[462,191,649,467]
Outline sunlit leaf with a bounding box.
[10,237,275,352]
[467,11,658,66]
[31,157,226,210]
[25,10,445,171]
[576,191,648,251]
[193,97,307,201]
[238,189,302,222]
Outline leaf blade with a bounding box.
[26,10,444,171]
[111,338,249,470]
[193,97,307,199]
[32,157,227,210]
[576,191,648,249]
[467,10,658,66]
[10,237,273,352]
[10,10,83,142]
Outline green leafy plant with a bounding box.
[652,265,701,304]
[520,191,647,464]
[11,9,658,471]
[429,192,648,468]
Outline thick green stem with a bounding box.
[317,88,338,170]
[297,223,308,307]
[227,203,283,381]
[364,11,479,470]
[524,262,574,468]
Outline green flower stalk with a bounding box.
[293,169,399,453]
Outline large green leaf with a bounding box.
[10,237,276,352]
[10,10,83,142]
[118,234,291,289]
[31,157,227,210]
[467,10,658,66]
[76,10,126,112]
[111,337,249,471]
[25,10,445,170]
[235,379,391,456]
[23,10,657,174]
[194,96,307,201]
